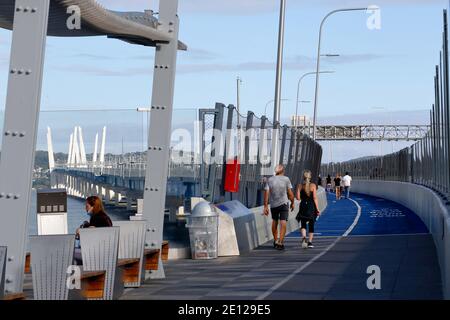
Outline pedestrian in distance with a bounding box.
[334,174,342,200]
[264,165,295,251]
[296,170,321,249]
[342,172,352,199]
[326,174,332,192]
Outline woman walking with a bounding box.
[296,170,321,249]
[334,174,342,200]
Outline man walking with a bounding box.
[342,172,352,199]
[264,165,295,250]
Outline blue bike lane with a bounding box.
[287,191,429,238]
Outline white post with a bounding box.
[78,126,87,166]
[67,133,74,167]
[100,126,107,168]
[47,127,55,172]
[93,132,99,166]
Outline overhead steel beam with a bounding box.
[303,125,430,141]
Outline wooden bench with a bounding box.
[144,249,161,271]
[143,241,169,270]
[2,293,26,301]
[79,270,106,300]
[114,221,146,288]
[25,253,31,274]
[117,258,141,285]
[29,235,76,300]
[79,227,121,300]
[161,241,169,261]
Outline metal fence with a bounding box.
[321,10,450,200]
[202,103,323,207]
[45,103,323,208]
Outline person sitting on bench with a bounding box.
[74,196,113,265]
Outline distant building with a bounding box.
[291,115,310,128]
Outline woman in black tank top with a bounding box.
[296,170,321,249]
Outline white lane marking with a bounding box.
[256,198,362,300]
[255,237,342,300]
[342,198,362,237]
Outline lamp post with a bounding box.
[270,0,287,171]
[236,76,243,126]
[295,71,334,127]
[264,99,290,117]
[312,7,371,140]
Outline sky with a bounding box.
[0,0,448,161]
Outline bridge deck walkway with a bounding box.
[115,193,441,299]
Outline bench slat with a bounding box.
[80,270,106,300]
[117,258,140,268]
[3,293,26,301]
[144,249,160,271]
[24,253,31,274]
[161,241,169,261]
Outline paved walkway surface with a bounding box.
[122,192,442,300]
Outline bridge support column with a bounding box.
[0,0,50,295]
[82,180,88,198]
[142,0,180,279]
[114,192,121,205]
[66,175,71,195]
[104,188,112,204]
[49,171,57,189]
[126,197,133,211]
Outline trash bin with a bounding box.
[186,202,219,260]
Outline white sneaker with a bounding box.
[301,237,308,249]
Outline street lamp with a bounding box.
[270,0,287,172]
[236,76,243,124]
[312,7,373,140]
[264,99,290,117]
[295,71,335,127]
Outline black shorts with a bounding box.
[271,204,289,221]
[300,217,316,233]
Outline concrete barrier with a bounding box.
[215,187,328,256]
[351,180,450,299]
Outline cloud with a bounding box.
[180,48,221,60]
[290,53,389,65]
[66,48,218,62]
[69,53,154,61]
[51,52,386,76]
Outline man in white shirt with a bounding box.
[342,172,352,199]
